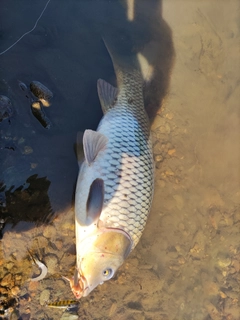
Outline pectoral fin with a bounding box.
[85,178,104,226]
[83,130,107,165]
[97,79,118,114]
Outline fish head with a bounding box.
[73,229,132,298]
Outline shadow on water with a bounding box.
[0,0,174,236]
[0,0,174,318]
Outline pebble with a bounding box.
[1,273,12,286]
[11,285,20,295]
[43,225,56,238]
[109,302,117,317]
[23,146,33,155]
[60,314,78,320]
[55,239,63,250]
[44,253,58,274]
[165,112,174,120]
[0,95,13,121]
[6,261,15,270]
[34,236,48,248]
[217,252,232,268]
[14,274,22,281]
[159,123,171,134]
[39,289,50,306]
[167,148,176,156]
[155,154,163,162]
[31,101,41,110]
[30,81,53,101]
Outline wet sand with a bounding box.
[0,0,239,319]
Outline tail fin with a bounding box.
[102,37,143,93]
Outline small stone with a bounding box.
[60,314,78,320]
[43,225,56,238]
[165,169,174,176]
[30,81,53,101]
[31,163,38,169]
[166,112,174,120]
[167,148,176,156]
[6,261,15,270]
[18,137,25,144]
[155,154,163,162]
[25,307,31,314]
[28,281,39,292]
[1,273,12,286]
[35,236,48,248]
[55,239,63,250]
[11,286,20,295]
[44,253,58,274]
[109,302,117,317]
[23,146,33,154]
[217,253,232,268]
[31,101,41,110]
[14,274,22,281]
[178,256,186,264]
[39,289,50,306]
[159,125,167,133]
[0,286,8,294]
[219,291,227,299]
[0,95,13,121]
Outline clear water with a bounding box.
[0,1,239,319]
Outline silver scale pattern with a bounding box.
[96,70,154,249]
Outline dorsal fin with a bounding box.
[85,178,104,226]
[97,79,118,114]
[83,130,108,165]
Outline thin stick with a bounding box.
[0,0,51,56]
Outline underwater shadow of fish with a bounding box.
[99,0,175,124]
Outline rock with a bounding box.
[43,225,56,239]
[39,289,50,306]
[6,261,15,270]
[11,285,20,295]
[0,95,13,121]
[155,154,163,162]
[44,254,58,274]
[23,146,33,155]
[167,148,176,156]
[165,112,174,120]
[217,252,232,268]
[30,81,53,102]
[1,273,12,286]
[60,313,78,320]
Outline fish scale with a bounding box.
[94,88,154,246]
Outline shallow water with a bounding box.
[0,0,239,319]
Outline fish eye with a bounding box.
[102,268,113,279]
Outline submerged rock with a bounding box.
[0,95,13,121]
[30,81,53,102]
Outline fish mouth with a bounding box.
[71,273,89,299]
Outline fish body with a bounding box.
[46,300,79,309]
[72,45,154,298]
